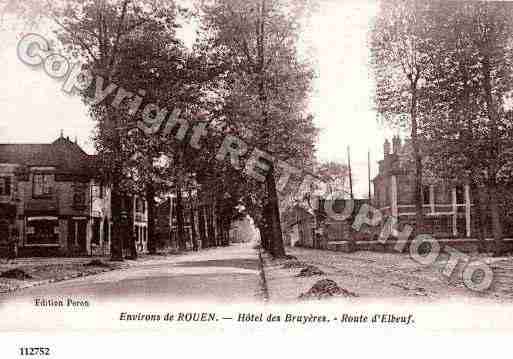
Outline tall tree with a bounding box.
[371,0,436,233]
[422,2,513,255]
[198,0,318,257]
[46,0,179,260]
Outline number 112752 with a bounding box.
[19,347,50,356]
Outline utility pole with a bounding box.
[368,150,372,201]
[348,146,354,200]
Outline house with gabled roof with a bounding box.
[0,134,148,257]
[373,136,513,240]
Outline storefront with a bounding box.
[25,216,59,246]
[0,204,16,257]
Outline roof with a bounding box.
[0,136,95,176]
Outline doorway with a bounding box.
[68,219,87,255]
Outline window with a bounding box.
[423,185,431,205]
[73,191,86,207]
[136,198,145,213]
[456,186,465,204]
[33,174,53,197]
[26,218,59,245]
[440,216,450,233]
[93,182,105,199]
[0,177,11,196]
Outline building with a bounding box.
[124,194,149,254]
[0,135,148,257]
[373,136,513,239]
[282,204,315,248]
[282,198,370,249]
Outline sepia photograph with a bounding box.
[1,0,513,352]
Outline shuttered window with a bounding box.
[0,177,11,196]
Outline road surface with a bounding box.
[0,243,263,304]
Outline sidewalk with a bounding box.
[0,256,128,294]
[0,248,186,294]
[261,247,513,303]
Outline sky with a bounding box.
[0,0,392,197]
[305,0,390,196]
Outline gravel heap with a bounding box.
[285,255,298,260]
[299,279,357,299]
[296,265,325,277]
[282,260,307,269]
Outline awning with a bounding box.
[27,216,59,221]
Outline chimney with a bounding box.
[392,136,402,154]
[384,139,391,156]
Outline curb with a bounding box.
[0,267,119,295]
[257,247,270,302]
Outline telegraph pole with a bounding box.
[348,146,354,199]
[368,150,372,201]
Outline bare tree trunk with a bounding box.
[262,204,272,250]
[109,118,124,261]
[189,189,199,252]
[176,180,186,251]
[472,183,487,253]
[110,184,124,261]
[207,203,216,247]
[266,166,286,258]
[263,225,270,251]
[125,195,137,260]
[190,206,198,251]
[146,183,157,255]
[215,199,224,247]
[255,0,285,258]
[489,181,504,256]
[223,216,231,246]
[199,204,208,249]
[411,82,424,235]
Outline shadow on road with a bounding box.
[174,259,259,271]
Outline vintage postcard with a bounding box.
[1,0,513,357]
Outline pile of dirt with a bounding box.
[84,259,111,268]
[296,265,325,278]
[282,260,307,269]
[285,255,298,261]
[0,268,33,280]
[299,279,357,300]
